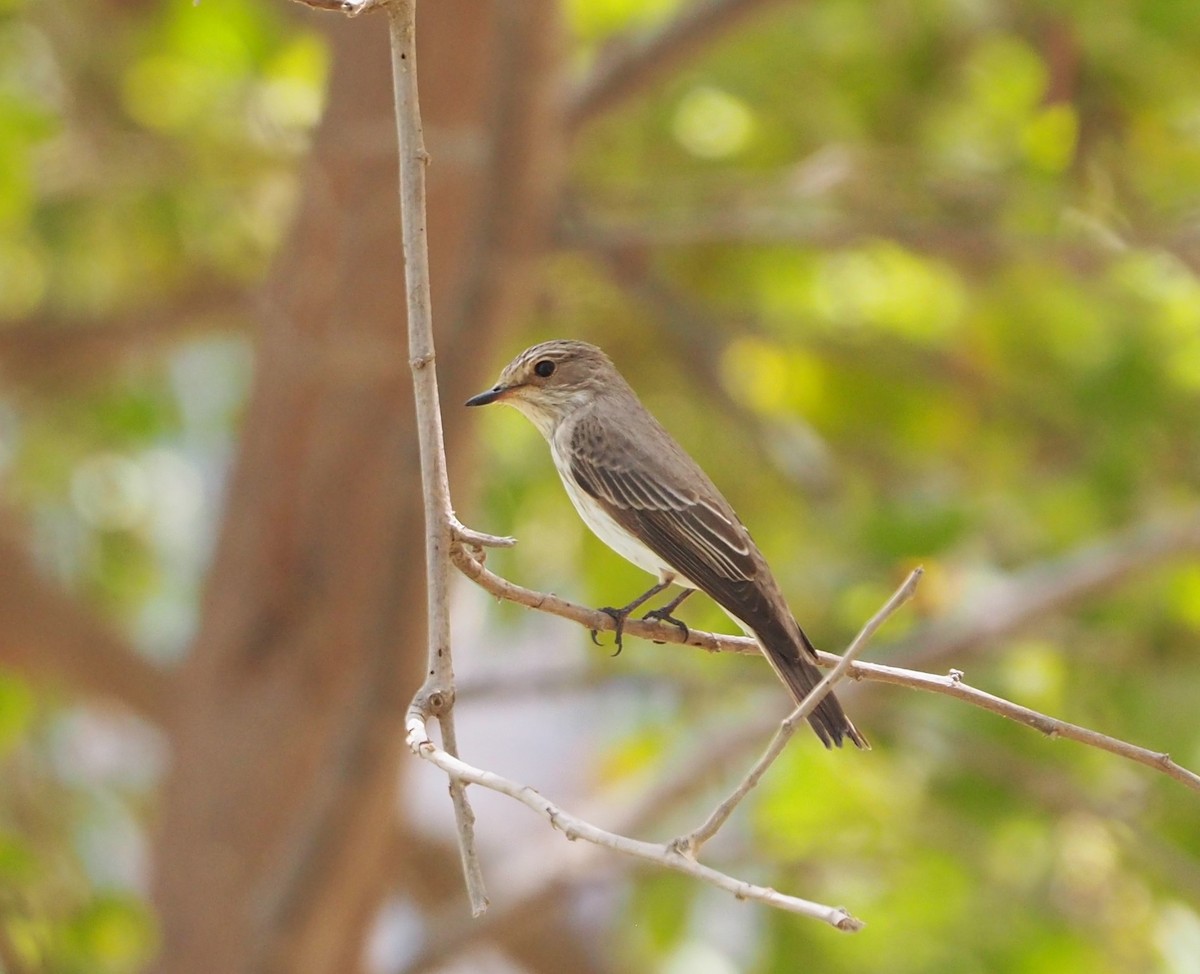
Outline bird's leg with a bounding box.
[642,589,694,642]
[591,580,673,656]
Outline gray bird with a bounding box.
[467,339,867,749]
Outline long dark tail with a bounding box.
[753,617,869,750]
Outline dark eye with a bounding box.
[534,359,556,378]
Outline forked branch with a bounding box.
[403,707,863,931]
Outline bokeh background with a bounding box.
[1,0,1199,971]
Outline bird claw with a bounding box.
[596,606,628,657]
[642,606,689,642]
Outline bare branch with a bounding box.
[567,0,789,132]
[450,518,516,549]
[561,204,1137,277]
[450,539,1200,796]
[404,710,863,931]
[387,0,486,914]
[847,661,1200,795]
[400,713,792,974]
[675,569,922,857]
[0,279,250,388]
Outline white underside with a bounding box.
[549,432,775,660]
[550,437,699,590]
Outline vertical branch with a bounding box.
[389,0,488,914]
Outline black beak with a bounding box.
[465,385,504,407]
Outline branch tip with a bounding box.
[450,519,517,548]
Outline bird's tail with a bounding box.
[753,618,869,750]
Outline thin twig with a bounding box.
[674,569,922,857]
[451,541,1200,795]
[388,0,487,914]
[399,715,799,974]
[450,518,517,549]
[847,661,1200,794]
[404,711,863,932]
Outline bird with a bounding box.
[465,339,867,749]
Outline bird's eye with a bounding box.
[534,359,556,378]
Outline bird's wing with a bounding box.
[569,411,865,748]
[567,410,759,592]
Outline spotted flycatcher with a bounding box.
[466,339,866,749]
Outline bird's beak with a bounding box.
[465,384,505,407]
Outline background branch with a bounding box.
[0,524,173,724]
[890,509,1200,669]
[0,279,251,388]
[567,0,790,131]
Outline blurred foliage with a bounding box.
[0,0,319,966]
[480,0,1200,971]
[1,0,1199,969]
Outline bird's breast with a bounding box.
[550,434,695,588]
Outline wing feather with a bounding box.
[568,413,757,590]
[566,410,867,748]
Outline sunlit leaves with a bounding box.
[565,0,684,46]
[3,0,1198,967]
[0,687,158,974]
[1,0,329,320]
[57,894,157,974]
[510,1,1200,970]
[121,1,327,144]
[0,673,35,756]
[673,86,757,159]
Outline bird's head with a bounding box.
[465,339,616,435]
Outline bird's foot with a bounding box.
[591,605,632,656]
[589,581,677,656]
[642,606,689,642]
[641,589,694,643]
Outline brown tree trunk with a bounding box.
[151,5,561,972]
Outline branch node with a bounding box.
[411,685,455,721]
[409,352,435,370]
[667,837,695,860]
[450,518,517,549]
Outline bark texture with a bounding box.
[150,5,562,971]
